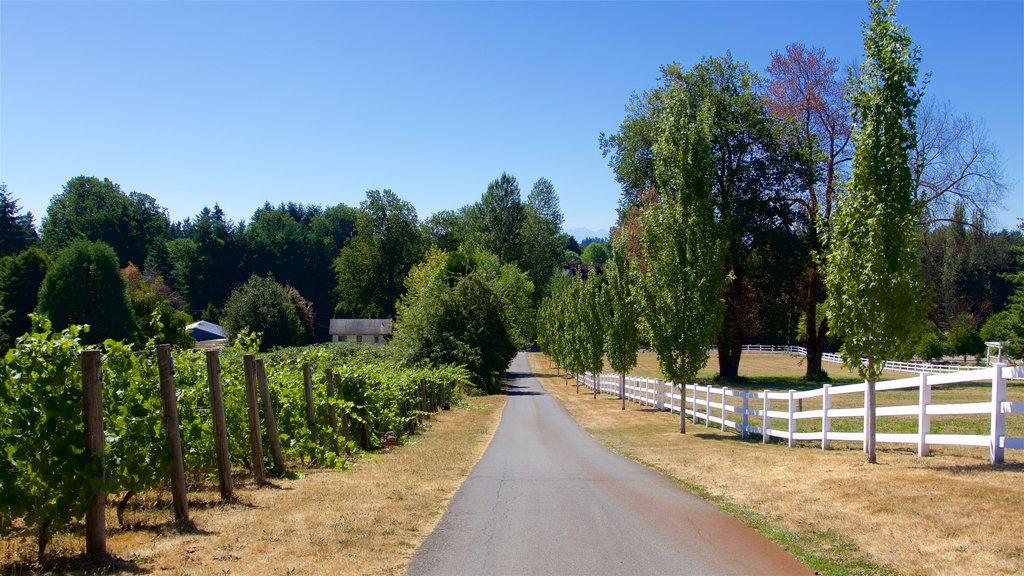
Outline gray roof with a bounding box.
[329,319,393,336]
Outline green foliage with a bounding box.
[0,318,93,551]
[41,176,169,267]
[521,178,566,298]
[394,248,526,393]
[122,263,193,347]
[580,242,610,266]
[913,331,944,362]
[944,313,983,362]
[222,275,306,351]
[638,84,727,388]
[37,239,138,345]
[468,173,527,267]
[537,272,604,379]
[0,247,50,344]
[603,235,640,376]
[825,0,929,382]
[0,183,39,257]
[334,190,424,319]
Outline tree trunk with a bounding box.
[37,517,51,561]
[717,330,742,381]
[678,387,686,434]
[620,373,625,411]
[804,266,829,380]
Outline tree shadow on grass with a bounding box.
[3,553,151,575]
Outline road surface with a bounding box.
[406,353,812,575]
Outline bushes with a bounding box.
[221,275,306,351]
[37,240,137,345]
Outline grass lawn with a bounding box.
[533,352,1024,576]
[0,395,506,576]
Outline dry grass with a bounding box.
[1,395,506,576]
[620,350,910,381]
[531,352,1024,576]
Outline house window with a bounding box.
[356,335,363,344]
[339,335,347,342]
[374,336,380,343]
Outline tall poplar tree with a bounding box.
[603,232,640,409]
[825,0,929,464]
[638,92,726,434]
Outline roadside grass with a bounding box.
[1,395,506,576]
[531,352,1024,576]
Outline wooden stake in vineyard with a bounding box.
[81,349,106,557]
[243,354,267,484]
[325,368,340,455]
[156,345,191,525]
[206,350,234,501]
[256,358,285,472]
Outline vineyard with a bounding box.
[0,318,471,563]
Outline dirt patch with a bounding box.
[1,395,506,576]
[531,353,1024,576]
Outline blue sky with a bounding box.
[2,1,1022,237]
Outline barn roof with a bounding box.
[329,319,393,336]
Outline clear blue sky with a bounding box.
[2,1,1022,237]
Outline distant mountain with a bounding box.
[564,227,608,242]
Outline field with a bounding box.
[0,395,506,576]
[532,352,1024,575]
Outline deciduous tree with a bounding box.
[825,0,929,464]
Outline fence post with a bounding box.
[157,345,190,523]
[325,368,340,455]
[721,386,728,431]
[256,359,285,472]
[822,384,831,451]
[991,363,1006,465]
[918,373,930,457]
[787,389,796,449]
[303,364,315,428]
[205,350,233,501]
[81,349,106,557]
[763,391,771,444]
[740,391,749,439]
[704,385,712,428]
[243,354,266,484]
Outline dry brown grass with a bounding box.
[531,352,1024,576]
[1,395,506,576]
[620,350,909,381]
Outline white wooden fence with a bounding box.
[736,344,996,375]
[581,363,1024,465]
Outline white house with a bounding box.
[329,319,392,345]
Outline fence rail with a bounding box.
[581,363,1024,465]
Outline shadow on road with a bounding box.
[503,382,544,396]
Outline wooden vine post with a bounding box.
[81,349,106,556]
[325,368,340,455]
[156,345,191,525]
[256,359,285,472]
[303,364,315,428]
[205,350,234,500]
[243,354,266,484]
[335,373,351,445]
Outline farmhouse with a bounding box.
[330,318,392,345]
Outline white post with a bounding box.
[763,391,771,444]
[787,389,796,448]
[822,384,831,451]
[741,391,749,439]
[991,364,1006,465]
[721,386,728,431]
[862,379,869,453]
[918,373,930,457]
[704,385,712,428]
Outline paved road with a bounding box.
[406,353,812,576]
